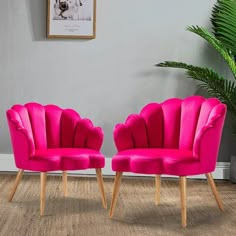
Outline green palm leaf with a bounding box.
[157,61,236,113]
[211,0,236,55]
[186,26,236,79]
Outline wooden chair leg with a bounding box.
[206,173,224,211]
[180,176,187,227]
[8,169,24,202]
[155,175,161,205]
[62,171,68,197]
[40,172,47,217]
[96,169,107,208]
[109,172,122,218]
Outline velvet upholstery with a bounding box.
[7,103,105,172]
[112,96,226,176]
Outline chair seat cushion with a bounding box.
[27,148,105,171]
[112,148,201,176]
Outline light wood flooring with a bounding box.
[0,174,235,236]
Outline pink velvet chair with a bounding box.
[6,102,107,216]
[109,96,226,227]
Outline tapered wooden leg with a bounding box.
[8,169,24,202]
[40,172,47,217]
[109,172,122,218]
[96,169,107,208]
[206,173,224,211]
[62,171,68,197]
[180,176,187,227]
[155,175,161,205]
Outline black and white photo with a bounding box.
[47,0,96,38]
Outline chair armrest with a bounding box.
[73,118,103,151]
[86,127,103,151]
[193,113,226,172]
[7,114,35,167]
[114,123,134,151]
[114,113,149,151]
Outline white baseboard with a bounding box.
[0,154,230,180]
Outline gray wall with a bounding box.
[1,0,235,161]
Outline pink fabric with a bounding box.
[6,103,105,172]
[112,149,199,175]
[140,103,163,148]
[126,115,148,148]
[45,105,63,148]
[162,98,182,148]
[61,109,81,148]
[29,148,104,172]
[179,96,204,150]
[112,96,226,176]
[114,124,134,151]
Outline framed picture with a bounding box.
[47,0,96,39]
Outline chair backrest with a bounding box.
[121,96,226,150]
[6,102,95,150]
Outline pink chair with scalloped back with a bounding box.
[109,96,226,227]
[6,103,107,216]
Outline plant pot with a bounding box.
[230,155,236,183]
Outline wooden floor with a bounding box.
[0,174,236,236]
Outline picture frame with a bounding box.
[47,0,96,39]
